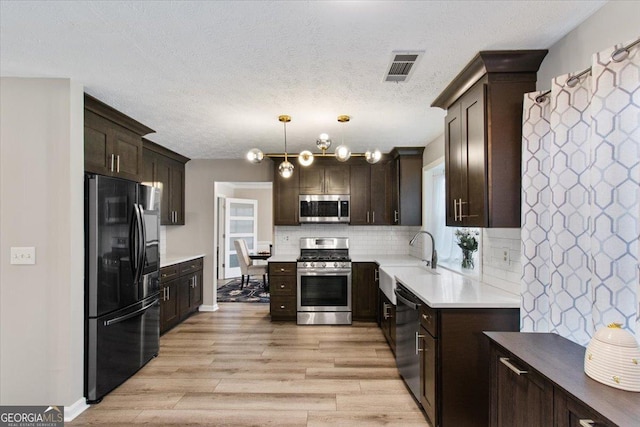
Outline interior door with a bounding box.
[224,198,258,279]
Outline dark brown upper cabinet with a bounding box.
[142,139,189,226]
[299,158,350,195]
[350,157,391,225]
[84,94,154,182]
[389,147,424,226]
[272,157,300,226]
[432,50,547,228]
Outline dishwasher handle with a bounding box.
[394,287,421,310]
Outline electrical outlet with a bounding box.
[502,248,510,265]
[10,246,36,265]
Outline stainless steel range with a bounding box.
[297,237,352,325]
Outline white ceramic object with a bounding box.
[584,323,640,392]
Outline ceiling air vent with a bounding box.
[384,51,423,83]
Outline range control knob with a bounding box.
[320,262,326,268]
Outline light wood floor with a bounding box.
[70,303,428,426]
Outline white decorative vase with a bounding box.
[584,323,640,392]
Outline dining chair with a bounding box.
[234,239,268,290]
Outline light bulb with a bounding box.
[246,148,264,164]
[298,150,314,167]
[365,149,382,164]
[335,145,351,162]
[278,160,294,178]
[316,133,332,151]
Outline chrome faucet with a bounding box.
[409,230,438,269]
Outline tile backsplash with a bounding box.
[481,228,521,294]
[274,225,422,258]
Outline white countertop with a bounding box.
[161,254,206,268]
[381,265,519,309]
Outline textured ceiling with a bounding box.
[0,1,605,159]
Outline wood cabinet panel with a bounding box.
[492,346,553,427]
[379,290,396,355]
[420,325,437,425]
[160,278,180,332]
[142,140,188,225]
[352,262,378,321]
[160,257,203,334]
[273,158,299,225]
[436,51,546,228]
[299,160,350,195]
[84,94,153,182]
[486,332,640,427]
[268,262,297,321]
[350,160,391,225]
[389,148,424,226]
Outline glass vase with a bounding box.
[461,249,474,269]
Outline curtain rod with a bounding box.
[535,37,640,103]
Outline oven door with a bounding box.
[297,269,352,312]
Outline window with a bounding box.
[423,160,480,276]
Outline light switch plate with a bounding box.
[10,247,36,265]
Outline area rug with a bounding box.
[217,278,270,303]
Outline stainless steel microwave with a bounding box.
[299,195,350,223]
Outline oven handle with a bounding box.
[395,288,421,310]
[297,270,352,276]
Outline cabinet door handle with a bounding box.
[394,210,399,223]
[110,154,115,172]
[453,199,458,221]
[280,284,285,289]
[579,420,594,427]
[280,268,285,272]
[372,211,375,223]
[280,305,285,309]
[167,287,170,300]
[422,313,431,321]
[416,332,426,354]
[499,357,528,375]
[374,269,379,282]
[116,155,120,173]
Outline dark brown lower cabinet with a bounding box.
[491,345,553,426]
[160,257,204,334]
[486,332,640,427]
[269,262,297,321]
[378,290,396,354]
[352,262,378,321]
[421,307,520,427]
[419,324,437,424]
[160,278,180,331]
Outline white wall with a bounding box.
[232,186,273,245]
[165,159,273,309]
[0,78,84,409]
[537,1,640,90]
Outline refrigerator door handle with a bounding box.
[129,205,139,279]
[104,299,159,326]
[134,203,145,284]
[139,203,147,278]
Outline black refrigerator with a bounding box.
[84,174,161,403]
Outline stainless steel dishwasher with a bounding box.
[394,283,422,403]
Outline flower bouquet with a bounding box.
[454,228,479,269]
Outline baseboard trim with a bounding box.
[199,304,219,312]
[65,397,89,421]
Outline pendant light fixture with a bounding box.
[277,115,294,178]
[246,114,381,176]
[334,115,352,162]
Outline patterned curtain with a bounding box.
[521,40,640,346]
